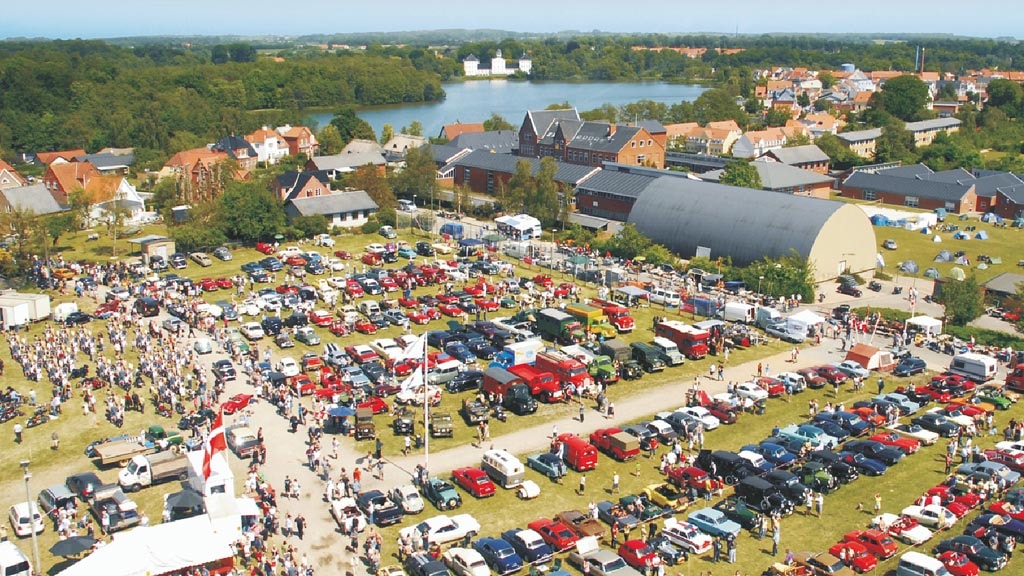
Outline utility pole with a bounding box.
[21,461,41,575]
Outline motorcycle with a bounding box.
[892,286,903,295]
[156,404,173,418]
[25,407,50,428]
[492,405,507,423]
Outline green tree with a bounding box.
[940,272,986,326]
[402,121,423,137]
[389,145,438,209]
[797,92,811,108]
[986,79,1022,115]
[784,132,812,148]
[604,224,653,260]
[692,88,747,127]
[874,116,918,164]
[317,124,344,155]
[872,75,932,122]
[44,213,75,247]
[483,113,515,132]
[219,181,285,243]
[530,157,560,228]
[919,132,982,171]
[348,164,396,211]
[330,107,377,145]
[288,214,328,237]
[815,133,863,170]
[503,159,534,215]
[719,160,762,189]
[379,124,395,145]
[765,107,792,127]
[818,71,836,89]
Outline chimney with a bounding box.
[607,124,616,136]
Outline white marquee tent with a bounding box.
[786,309,827,336]
[907,315,943,335]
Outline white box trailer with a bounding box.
[722,302,756,324]
[0,297,30,330]
[186,449,235,499]
[53,302,79,322]
[2,292,51,321]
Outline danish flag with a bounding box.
[201,410,227,480]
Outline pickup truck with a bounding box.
[118,451,189,492]
[92,425,183,466]
[226,425,261,457]
[589,429,640,461]
[90,485,141,533]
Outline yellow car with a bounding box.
[52,268,75,280]
[643,483,691,513]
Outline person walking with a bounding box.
[578,474,586,495]
[612,473,620,494]
[815,493,824,518]
[295,514,305,540]
[579,404,585,422]
[772,527,780,556]
[610,521,620,547]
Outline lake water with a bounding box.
[307,81,707,139]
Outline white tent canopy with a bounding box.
[58,515,235,576]
[786,309,826,335]
[907,315,943,335]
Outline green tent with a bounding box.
[948,267,966,281]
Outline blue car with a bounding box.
[474,537,523,575]
[687,508,741,538]
[752,442,797,468]
[500,528,553,565]
[240,262,264,274]
[810,420,851,444]
[526,452,567,480]
[398,247,417,259]
[814,411,870,437]
[445,342,477,364]
[838,451,887,476]
[260,257,284,272]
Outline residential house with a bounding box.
[731,128,788,159]
[840,165,978,213]
[686,127,740,156]
[73,152,133,175]
[445,149,598,196]
[574,169,658,222]
[797,113,843,139]
[758,145,831,174]
[904,117,961,147]
[439,122,485,141]
[843,70,876,93]
[0,160,27,190]
[517,108,582,158]
[211,135,258,172]
[35,149,87,166]
[704,161,835,199]
[521,111,666,169]
[83,175,147,223]
[995,185,1024,220]
[450,130,519,154]
[340,139,384,156]
[245,126,290,165]
[836,128,882,159]
[275,125,319,157]
[381,134,427,162]
[664,122,700,146]
[634,120,668,151]
[273,170,333,202]
[305,151,386,178]
[43,161,101,205]
[160,148,231,202]
[283,190,378,228]
[769,88,800,117]
[0,183,65,215]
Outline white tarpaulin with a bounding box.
[58,515,234,576]
[786,309,827,335]
[907,315,943,335]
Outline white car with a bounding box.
[678,407,720,430]
[278,246,302,258]
[871,513,934,545]
[396,384,442,406]
[399,514,481,546]
[327,258,347,272]
[390,484,425,515]
[365,243,387,255]
[313,234,335,247]
[447,269,469,282]
[319,285,337,302]
[240,322,265,340]
[330,497,368,532]
[443,548,490,576]
[238,299,262,316]
[996,440,1024,452]
[8,502,44,537]
[735,382,769,402]
[660,518,713,554]
[928,406,974,429]
[370,338,403,361]
[737,450,770,472]
[900,504,956,530]
[432,243,453,255]
[888,423,940,446]
[278,357,300,377]
[258,293,283,311]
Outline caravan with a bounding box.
[481,449,525,488]
[948,353,997,382]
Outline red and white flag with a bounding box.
[202,410,227,480]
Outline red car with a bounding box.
[222,393,254,415]
[361,252,382,265]
[276,284,300,295]
[666,466,723,492]
[345,345,380,364]
[288,375,317,396]
[533,275,554,288]
[851,407,887,427]
[95,299,122,317]
[932,373,976,392]
[988,500,1024,521]
[451,467,496,498]
[380,277,399,292]
[869,432,921,455]
[329,320,349,337]
[926,485,982,510]
[352,319,377,334]
[527,518,579,552]
[439,303,464,317]
[407,310,432,325]
[398,296,419,308]
[309,310,333,327]
[815,365,849,384]
[200,278,218,292]
[216,277,234,290]
[755,377,785,397]
[843,529,898,559]
[916,384,953,403]
[616,539,659,570]
[705,402,739,425]
[345,280,364,297]
[391,360,414,377]
[944,404,984,418]
[553,283,574,298]
[357,396,389,415]
[828,541,878,573]
[463,284,485,296]
[983,449,1024,473]
[436,293,459,305]
[938,551,980,576]
[797,368,828,389]
[284,254,307,266]
[256,242,275,255]
[476,298,500,312]
[334,250,353,259]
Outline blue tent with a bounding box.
[924,267,940,279]
[458,238,484,247]
[900,260,920,274]
[975,230,989,240]
[870,214,890,226]
[981,212,1004,224]
[953,231,970,240]
[920,226,931,234]
[934,250,952,262]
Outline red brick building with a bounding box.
[841,166,978,213]
[518,108,665,169]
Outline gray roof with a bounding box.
[627,177,851,266]
[464,54,479,62]
[430,144,469,165]
[445,149,598,185]
[522,108,580,136]
[309,151,385,171]
[984,273,1024,295]
[997,184,1024,204]
[450,130,518,153]
[566,123,644,154]
[211,135,257,160]
[74,152,134,170]
[920,168,974,184]
[876,164,934,179]
[285,190,378,217]
[836,128,882,143]
[904,117,961,131]
[762,145,830,166]
[0,184,65,215]
[704,161,834,191]
[576,169,657,199]
[568,212,614,230]
[275,171,331,199]
[972,172,1024,199]
[842,170,972,202]
[636,120,666,134]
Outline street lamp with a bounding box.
[21,460,40,574]
[758,275,764,296]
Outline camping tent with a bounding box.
[871,214,891,226]
[786,309,826,336]
[932,235,942,243]
[978,263,989,270]
[953,231,970,240]
[924,267,940,279]
[876,253,885,268]
[949,267,966,281]
[975,230,989,240]
[981,212,1004,224]
[920,226,931,235]
[900,260,919,274]
[1015,218,1024,228]
[844,343,896,372]
[934,250,952,262]
[907,315,943,335]
[954,255,969,265]
[614,285,650,307]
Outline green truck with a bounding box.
[589,356,619,384]
[564,303,618,339]
[536,308,585,344]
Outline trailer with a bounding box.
[92,425,183,466]
[1,292,50,321]
[0,298,30,330]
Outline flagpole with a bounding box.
[423,337,429,466]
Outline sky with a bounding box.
[4,0,1023,40]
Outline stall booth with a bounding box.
[906,315,943,336]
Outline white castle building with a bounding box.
[463,50,532,77]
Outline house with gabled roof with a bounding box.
[758,144,830,174]
[0,160,27,190]
[382,134,427,162]
[686,127,740,156]
[574,169,658,221]
[73,152,134,174]
[904,117,961,147]
[43,161,101,205]
[35,149,87,166]
[0,183,65,216]
[445,149,598,196]
[83,175,146,223]
[840,164,977,213]
[273,170,332,202]
[283,190,378,228]
[732,128,788,159]
[518,108,582,157]
[275,125,319,157]
[159,147,231,202]
[211,135,259,171]
[245,126,290,165]
[305,150,386,178]
[704,161,835,199]
[450,130,518,154]
[837,128,882,158]
[439,122,485,141]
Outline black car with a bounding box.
[63,311,93,326]
[807,450,860,484]
[893,356,927,377]
[355,489,404,526]
[212,359,237,382]
[283,311,308,328]
[213,247,232,261]
[810,420,851,443]
[216,301,239,321]
[911,413,962,437]
[464,337,498,360]
[66,472,104,501]
[415,242,435,257]
[382,251,399,264]
[934,535,1007,571]
[149,255,168,271]
[405,553,450,576]
[763,470,812,503]
[843,438,901,467]
[261,317,284,335]
[446,370,485,393]
[305,261,326,275]
[169,252,187,269]
[966,513,1024,541]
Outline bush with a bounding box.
[945,325,1024,348]
[874,271,893,281]
[361,220,381,235]
[852,307,913,323]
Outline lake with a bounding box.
[307,81,707,138]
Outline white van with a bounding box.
[481,449,525,488]
[649,287,680,308]
[948,352,998,382]
[722,302,755,324]
[896,551,950,576]
[0,542,31,576]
